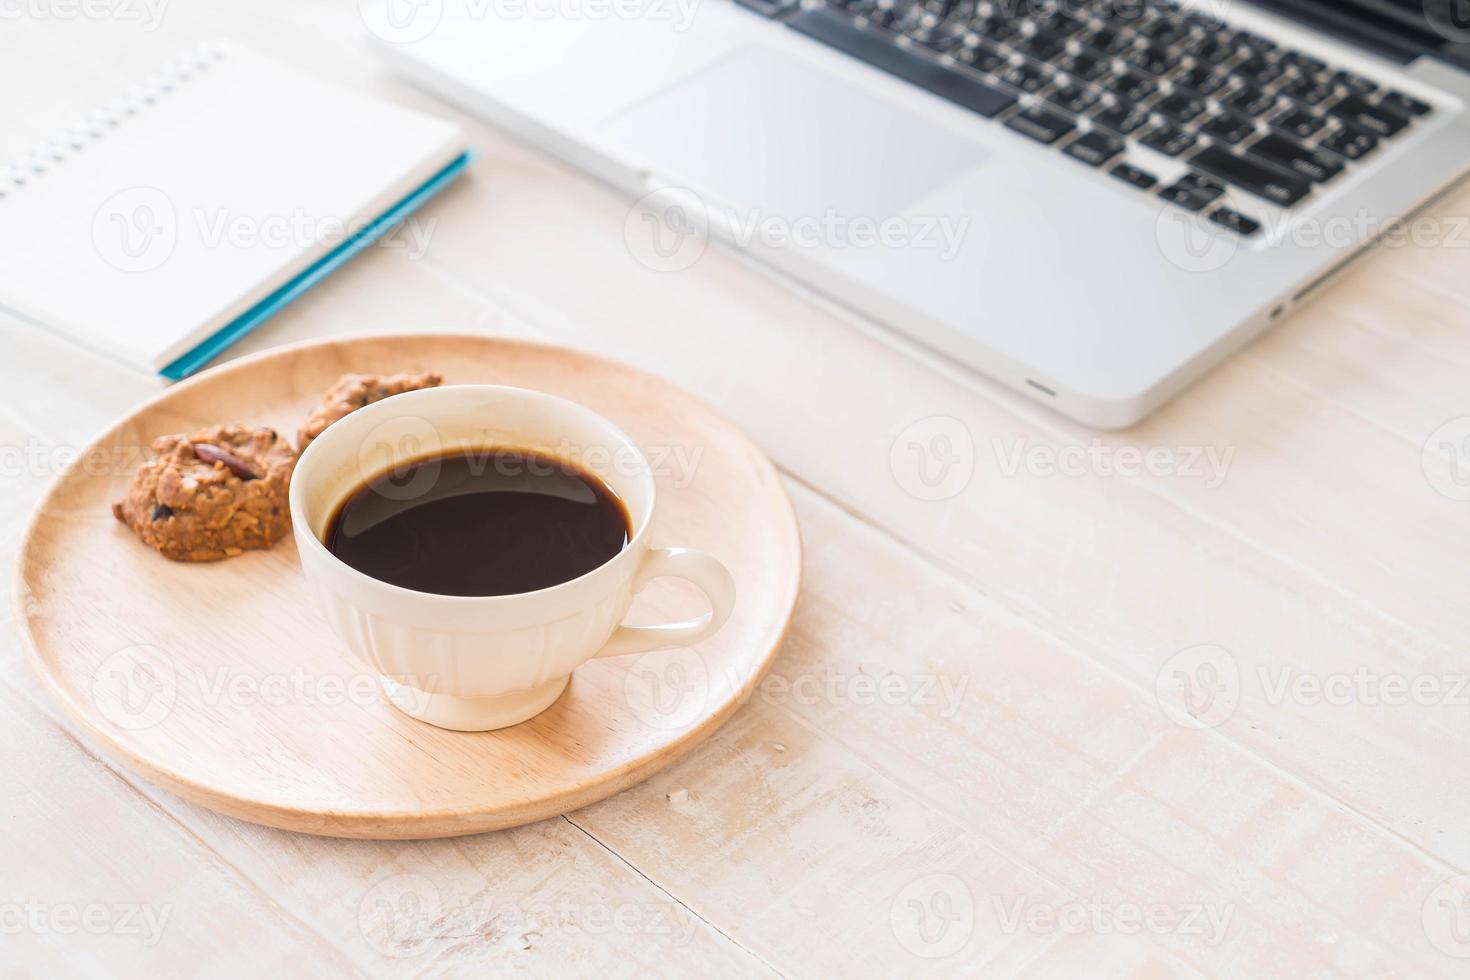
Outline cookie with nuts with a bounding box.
[112,424,297,561]
[297,372,444,451]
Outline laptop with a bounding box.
[365,0,1470,427]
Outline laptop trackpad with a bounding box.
[600,45,986,218]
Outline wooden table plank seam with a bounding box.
[0,670,377,979]
[773,466,1461,879]
[557,815,788,980]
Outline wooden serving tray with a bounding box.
[15,334,801,838]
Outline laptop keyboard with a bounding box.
[759,0,1435,235]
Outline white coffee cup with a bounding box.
[289,384,736,731]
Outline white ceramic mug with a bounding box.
[289,384,735,731]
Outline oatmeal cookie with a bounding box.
[297,372,444,451]
[112,424,297,561]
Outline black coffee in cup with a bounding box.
[324,448,630,597]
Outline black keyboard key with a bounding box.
[1199,111,1255,144]
[1005,104,1076,144]
[1159,181,1216,212]
[995,61,1049,93]
[1093,102,1151,135]
[1328,93,1409,137]
[1063,129,1124,166]
[1046,82,1101,115]
[1190,37,1237,66]
[1248,132,1343,183]
[1231,30,1275,54]
[1111,71,1158,103]
[1057,49,1110,82]
[1090,27,1136,55]
[1035,11,1089,37]
[1209,207,1261,235]
[1141,122,1196,156]
[1142,19,1191,45]
[957,41,1009,73]
[907,18,967,53]
[1276,109,1325,139]
[1121,45,1173,76]
[1281,75,1335,106]
[788,8,1018,117]
[1233,56,1287,87]
[1178,171,1225,195]
[1016,28,1067,62]
[1319,127,1377,160]
[1379,90,1431,117]
[973,17,1022,44]
[1156,92,1207,123]
[1175,64,1230,96]
[1224,85,1278,118]
[1329,69,1377,95]
[1110,162,1158,189]
[1282,51,1327,74]
[1188,144,1311,206]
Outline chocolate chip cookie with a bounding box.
[112,424,297,561]
[297,372,444,451]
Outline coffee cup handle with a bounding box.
[595,547,736,658]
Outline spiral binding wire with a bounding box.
[0,42,229,201]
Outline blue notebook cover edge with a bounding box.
[159,150,473,380]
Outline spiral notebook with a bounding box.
[0,41,469,378]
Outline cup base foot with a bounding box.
[380,674,570,731]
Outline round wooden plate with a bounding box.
[15,334,801,838]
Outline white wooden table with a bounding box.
[4,3,1470,977]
